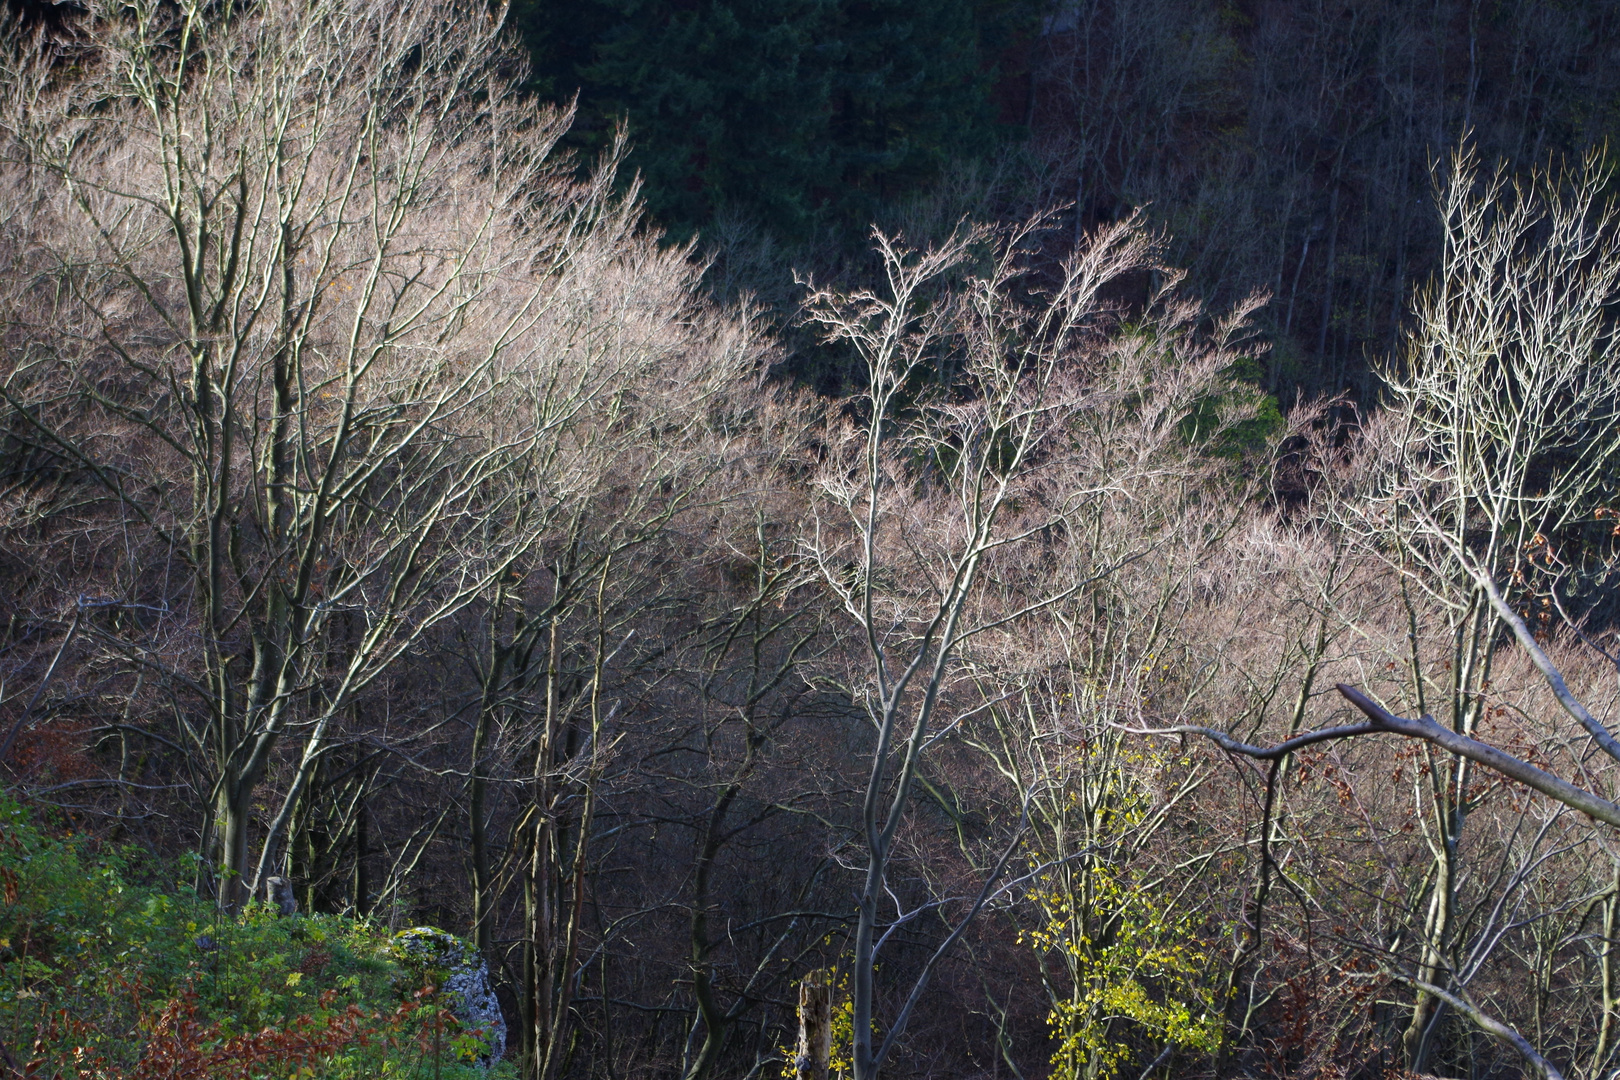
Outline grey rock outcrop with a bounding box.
[392,926,506,1066]
[263,876,298,916]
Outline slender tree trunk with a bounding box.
[1404,833,1455,1070]
[1218,586,1336,1068]
[683,756,754,1080]
[471,589,509,955]
[526,591,564,1080]
[1594,865,1620,1074]
[523,855,540,1077]
[1315,180,1341,389]
[353,793,369,915]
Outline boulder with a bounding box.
[391,927,506,1066]
[263,876,298,916]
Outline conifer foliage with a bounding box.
[514,0,1039,237]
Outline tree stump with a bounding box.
[795,968,832,1080]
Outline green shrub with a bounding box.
[0,799,510,1078]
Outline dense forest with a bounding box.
[4,2,1620,1079]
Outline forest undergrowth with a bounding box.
[0,797,505,1079]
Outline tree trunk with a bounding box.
[353,794,369,916]
[217,782,255,911]
[471,591,509,955]
[796,970,832,1080]
[1594,866,1619,1075]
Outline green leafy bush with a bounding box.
[0,799,509,1078]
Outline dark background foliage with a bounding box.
[513,0,1040,239]
[515,0,1620,401]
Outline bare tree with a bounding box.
[0,0,645,908]
[958,283,1297,1080]
[1142,147,1620,1077]
[801,212,1264,1079]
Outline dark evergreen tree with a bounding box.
[514,0,1038,238]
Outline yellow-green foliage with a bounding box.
[775,966,864,1080]
[828,975,855,1080]
[1025,859,1220,1080]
